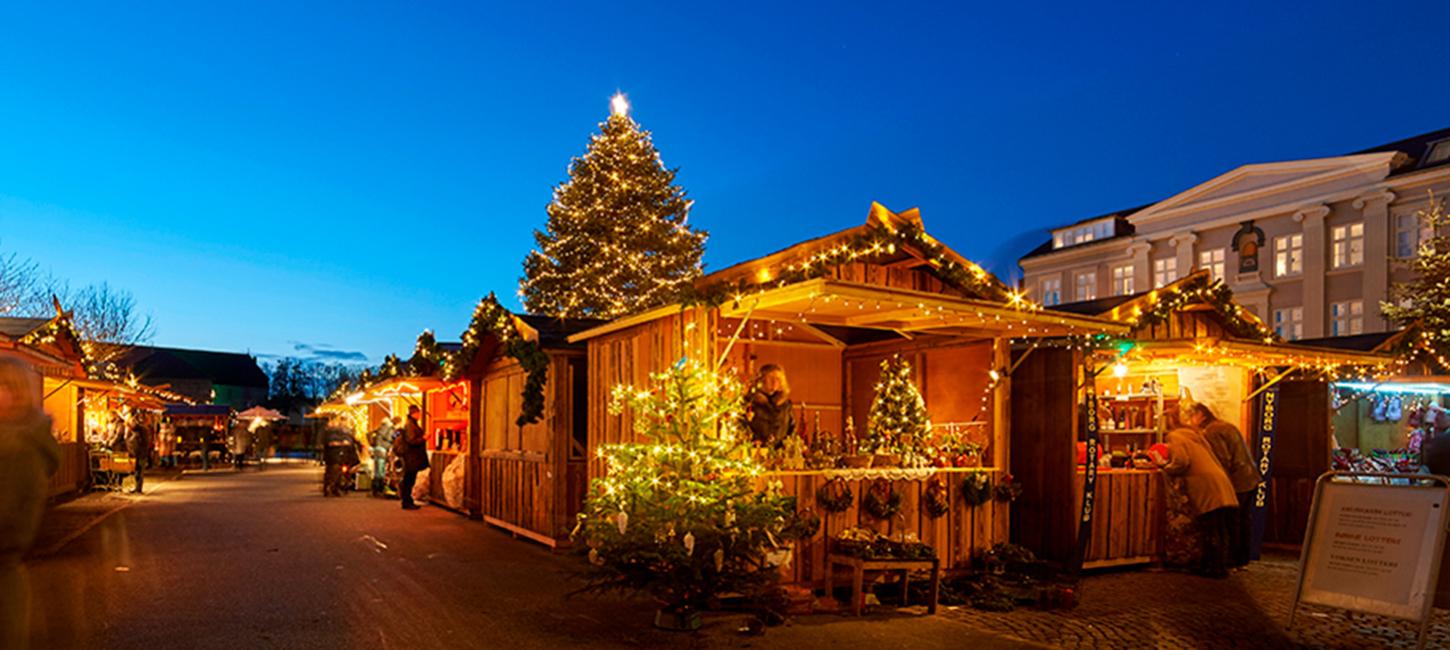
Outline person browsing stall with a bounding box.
[1186,402,1261,568]
[1160,408,1238,579]
[399,406,429,510]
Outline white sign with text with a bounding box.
[1299,481,1448,621]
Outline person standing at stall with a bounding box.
[157,418,177,469]
[398,406,428,510]
[368,417,396,497]
[746,364,796,449]
[125,418,151,494]
[1160,417,1238,578]
[1187,403,1261,568]
[0,356,60,650]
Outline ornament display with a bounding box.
[862,479,903,521]
[962,473,993,507]
[815,478,854,513]
[922,476,950,519]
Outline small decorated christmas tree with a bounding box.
[573,359,805,620]
[863,354,932,466]
[521,94,707,319]
[1385,192,1450,363]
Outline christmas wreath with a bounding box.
[922,476,950,519]
[815,478,854,513]
[783,507,822,540]
[862,479,903,521]
[993,474,1022,503]
[962,473,993,507]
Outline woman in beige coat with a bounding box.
[1162,418,1238,578]
[0,355,60,649]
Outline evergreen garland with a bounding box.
[447,293,549,426]
[1124,272,1275,341]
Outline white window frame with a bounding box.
[1039,276,1062,307]
[1331,222,1364,268]
[1111,264,1135,296]
[1152,257,1177,289]
[1274,234,1303,277]
[1396,213,1435,258]
[1331,300,1364,337]
[1198,248,1226,282]
[1274,306,1303,341]
[1075,271,1097,302]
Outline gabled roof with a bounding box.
[699,201,1012,302]
[117,346,269,389]
[1052,270,1276,342]
[0,317,51,339]
[1021,124,1450,263]
[516,315,606,349]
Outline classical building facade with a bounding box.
[1019,127,1450,340]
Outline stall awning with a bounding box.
[715,278,1128,339]
[1109,337,1398,371]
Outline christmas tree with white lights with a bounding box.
[1386,192,1450,363]
[863,354,932,463]
[521,94,707,319]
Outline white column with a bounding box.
[1354,190,1396,332]
[1171,232,1198,282]
[1297,205,1330,339]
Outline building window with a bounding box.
[1153,257,1177,288]
[1331,223,1364,268]
[1274,234,1303,277]
[1198,248,1226,282]
[1040,277,1061,306]
[1331,300,1364,337]
[1051,219,1116,250]
[1111,264,1135,296]
[1075,271,1097,302]
[1396,213,1434,258]
[1426,139,1450,167]
[1274,306,1303,341]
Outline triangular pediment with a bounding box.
[1130,152,1406,224]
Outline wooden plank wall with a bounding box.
[585,307,714,481]
[828,262,968,298]
[1264,378,1329,546]
[718,339,843,439]
[47,441,89,497]
[472,351,587,543]
[1136,310,1228,342]
[1008,347,1079,565]
[841,339,996,448]
[766,470,1008,586]
[1070,469,1164,565]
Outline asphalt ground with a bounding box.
[24,466,1036,649]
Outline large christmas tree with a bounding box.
[573,359,806,617]
[521,94,707,319]
[1385,192,1450,363]
[863,354,932,466]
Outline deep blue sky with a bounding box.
[3,2,1448,364]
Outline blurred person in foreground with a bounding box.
[0,355,60,649]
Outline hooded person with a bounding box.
[0,355,60,649]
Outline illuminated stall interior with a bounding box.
[572,203,1126,584]
[1012,271,1396,568]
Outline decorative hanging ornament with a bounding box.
[588,548,603,566]
[683,532,696,556]
[724,507,736,527]
[714,548,725,572]
[615,511,629,535]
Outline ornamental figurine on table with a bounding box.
[862,354,934,468]
[572,359,816,631]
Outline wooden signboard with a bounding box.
[1290,472,1450,649]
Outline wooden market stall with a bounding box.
[570,203,1126,586]
[3,310,91,496]
[446,303,599,547]
[1011,271,1397,568]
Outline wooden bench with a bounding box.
[826,553,939,616]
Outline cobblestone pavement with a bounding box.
[938,554,1450,649]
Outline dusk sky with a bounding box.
[3,1,1448,364]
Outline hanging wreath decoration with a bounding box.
[962,472,993,507]
[994,473,1023,503]
[862,479,903,521]
[783,507,823,540]
[816,478,855,513]
[922,476,950,519]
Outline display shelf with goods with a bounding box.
[1011,270,1400,571]
[571,203,1130,591]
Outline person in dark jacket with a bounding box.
[0,355,60,649]
[746,364,796,449]
[125,419,150,494]
[1188,403,1262,568]
[399,405,428,510]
